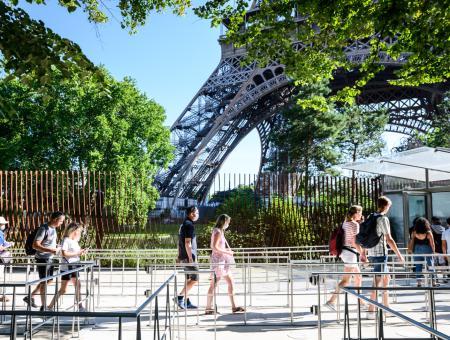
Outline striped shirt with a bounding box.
[343,220,359,248]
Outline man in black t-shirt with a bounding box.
[177,206,199,309]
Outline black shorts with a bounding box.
[61,265,79,281]
[179,259,199,281]
[36,258,54,280]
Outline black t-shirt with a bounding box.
[178,218,197,260]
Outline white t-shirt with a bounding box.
[61,237,81,271]
[442,229,450,254]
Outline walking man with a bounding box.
[176,206,199,309]
[366,196,404,319]
[24,211,65,311]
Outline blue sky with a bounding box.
[21,1,262,175]
[19,2,401,177]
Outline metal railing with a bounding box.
[0,262,95,340]
[342,286,450,340]
[0,270,178,340]
[311,270,450,340]
[1,246,449,339]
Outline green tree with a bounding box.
[0,0,190,114]
[195,0,450,107]
[0,69,174,224]
[268,82,343,177]
[337,106,389,163]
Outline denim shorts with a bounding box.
[369,256,388,274]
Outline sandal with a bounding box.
[205,309,215,315]
[232,306,245,314]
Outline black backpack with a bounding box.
[25,224,49,256]
[432,230,443,253]
[356,213,382,249]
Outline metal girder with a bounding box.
[156,38,449,201]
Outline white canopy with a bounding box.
[341,147,450,182]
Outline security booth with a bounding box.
[342,147,450,247]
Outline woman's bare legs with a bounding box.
[223,274,237,310]
[205,276,220,310]
[327,266,354,305]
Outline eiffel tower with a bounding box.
[157,23,449,202]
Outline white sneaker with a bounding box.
[366,311,376,320]
[324,301,337,312]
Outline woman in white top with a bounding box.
[325,205,367,311]
[48,222,88,311]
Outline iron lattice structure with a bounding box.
[157,36,449,201]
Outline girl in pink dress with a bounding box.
[205,214,244,314]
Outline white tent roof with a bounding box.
[341,147,450,182]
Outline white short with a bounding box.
[340,248,359,268]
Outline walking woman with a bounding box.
[48,222,88,311]
[409,217,435,287]
[205,214,244,314]
[325,205,367,311]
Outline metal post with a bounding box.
[196,270,200,326]
[175,275,179,340]
[343,292,348,340]
[56,276,60,340]
[428,288,435,336]
[378,307,384,340]
[290,262,293,324]
[317,275,322,340]
[91,263,96,313]
[10,286,17,340]
[149,266,153,326]
[277,255,281,292]
[135,258,139,307]
[357,287,362,340]
[249,263,252,306]
[118,316,122,340]
[97,261,101,307]
[121,258,125,295]
[136,315,141,340]
[336,279,340,324]
[244,264,247,325]
[184,276,187,340]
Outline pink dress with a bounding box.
[210,228,231,278]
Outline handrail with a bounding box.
[25,262,95,286]
[0,270,180,340]
[342,286,450,340]
[0,271,175,318]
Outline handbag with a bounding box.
[224,239,235,264]
[0,251,12,264]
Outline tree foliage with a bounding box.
[2,0,448,114]
[268,81,343,175]
[195,0,450,107]
[0,0,190,114]
[336,106,389,162]
[0,68,174,221]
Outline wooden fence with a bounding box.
[0,170,382,249]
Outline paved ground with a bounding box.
[1,265,449,339]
